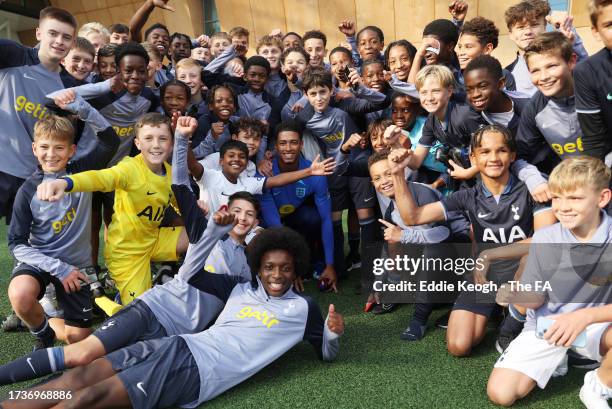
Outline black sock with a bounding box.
[348,233,360,259]
[499,314,524,336]
[413,303,435,325]
[0,347,65,385]
[333,220,346,277]
[359,217,379,255]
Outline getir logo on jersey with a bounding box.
[112,125,134,138]
[323,131,343,144]
[551,136,583,156]
[52,208,77,234]
[236,306,280,328]
[15,96,50,120]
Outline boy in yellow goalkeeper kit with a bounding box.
[37,113,188,315]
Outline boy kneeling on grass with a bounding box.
[487,156,612,407]
[8,92,119,349]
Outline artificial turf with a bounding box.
[0,222,588,408]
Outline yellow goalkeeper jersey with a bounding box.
[69,154,177,255]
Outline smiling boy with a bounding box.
[487,156,612,406]
[303,30,329,69]
[0,6,78,225]
[63,37,96,83]
[36,113,189,316]
[1,216,344,409]
[390,125,556,357]
[257,35,287,98]
[7,92,119,349]
[517,32,582,174]
[505,0,588,96]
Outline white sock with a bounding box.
[595,370,612,398]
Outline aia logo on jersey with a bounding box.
[482,226,527,243]
[482,203,526,243]
[137,205,167,221]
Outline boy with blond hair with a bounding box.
[175,57,207,117]
[7,92,119,349]
[257,35,286,97]
[37,113,189,316]
[78,22,110,54]
[487,156,612,407]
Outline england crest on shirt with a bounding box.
[295,187,306,198]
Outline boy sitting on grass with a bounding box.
[1,213,344,409]
[487,156,612,407]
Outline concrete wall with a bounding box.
[47,0,604,66]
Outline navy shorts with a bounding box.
[348,176,376,209]
[451,277,501,318]
[327,173,350,212]
[11,263,92,328]
[107,336,200,409]
[93,299,167,353]
[0,171,25,225]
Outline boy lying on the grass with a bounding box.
[1,210,344,409]
[0,118,264,386]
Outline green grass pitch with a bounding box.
[0,222,588,408]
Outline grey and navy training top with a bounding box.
[0,39,78,179]
[8,98,119,280]
[180,276,341,407]
[516,91,582,173]
[573,48,612,161]
[61,79,160,164]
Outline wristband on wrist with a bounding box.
[60,176,74,192]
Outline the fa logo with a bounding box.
[295,187,306,198]
[511,204,520,220]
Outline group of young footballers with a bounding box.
[0,0,610,407]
